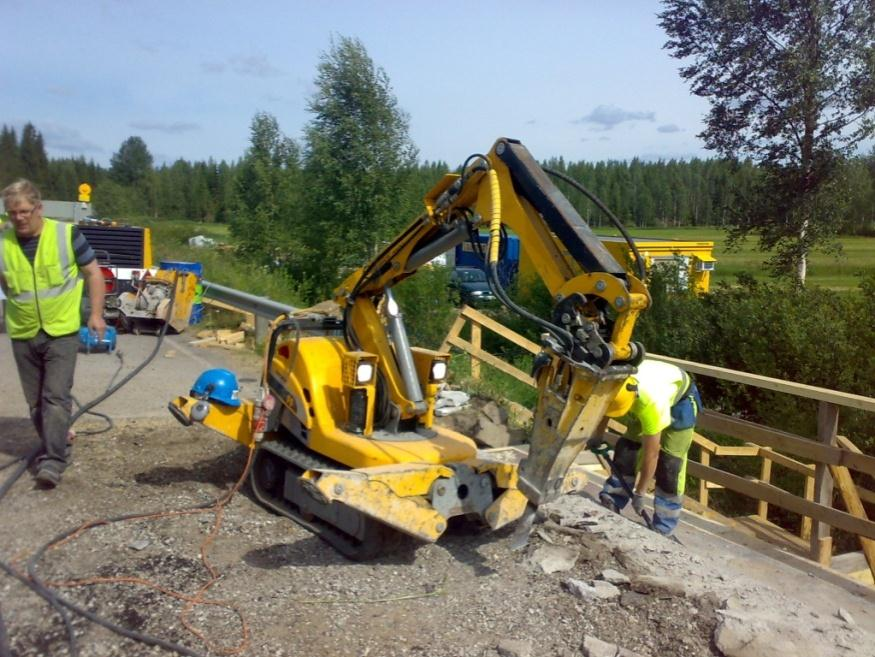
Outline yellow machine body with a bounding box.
[170,138,648,559]
[521,235,716,294]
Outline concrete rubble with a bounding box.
[530,544,578,574]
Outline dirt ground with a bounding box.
[1,412,874,657]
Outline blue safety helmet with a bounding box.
[190,368,241,407]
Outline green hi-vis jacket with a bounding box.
[0,218,83,339]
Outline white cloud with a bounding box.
[573,105,655,130]
[658,124,682,133]
[39,124,103,154]
[129,121,201,134]
[200,54,282,78]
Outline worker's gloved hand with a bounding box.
[632,493,646,515]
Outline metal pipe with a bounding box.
[383,288,425,409]
[200,280,297,319]
[404,221,470,273]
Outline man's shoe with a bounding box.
[35,467,61,489]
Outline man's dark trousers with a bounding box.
[11,331,79,474]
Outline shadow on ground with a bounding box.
[133,444,249,488]
[0,416,39,459]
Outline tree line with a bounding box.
[4,123,875,243]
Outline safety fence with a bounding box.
[441,305,875,585]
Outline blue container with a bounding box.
[189,303,205,325]
[159,260,203,278]
[78,326,117,353]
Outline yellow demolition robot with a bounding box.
[170,138,650,559]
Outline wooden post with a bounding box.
[758,448,773,521]
[810,401,839,566]
[439,312,467,353]
[698,447,710,507]
[829,462,875,582]
[470,321,482,381]
[801,475,814,541]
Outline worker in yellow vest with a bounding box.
[599,358,702,536]
[1,179,105,488]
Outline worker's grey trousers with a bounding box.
[11,331,79,474]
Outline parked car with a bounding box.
[450,267,496,306]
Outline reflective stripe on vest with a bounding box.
[1,218,83,339]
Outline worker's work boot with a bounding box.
[598,492,619,513]
[35,465,61,489]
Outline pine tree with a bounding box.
[0,125,22,185]
[19,123,50,188]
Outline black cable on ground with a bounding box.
[0,557,79,657]
[0,274,193,656]
[24,505,219,657]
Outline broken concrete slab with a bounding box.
[631,575,686,598]
[497,638,533,657]
[530,544,578,574]
[564,578,621,601]
[581,635,617,657]
[481,400,507,425]
[714,614,817,657]
[599,568,630,585]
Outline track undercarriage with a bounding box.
[249,433,401,560]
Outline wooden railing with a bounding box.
[441,305,875,583]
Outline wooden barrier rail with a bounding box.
[441,305,875,583]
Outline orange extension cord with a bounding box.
[36,443,256,655]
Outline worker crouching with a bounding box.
[598,359,702,536]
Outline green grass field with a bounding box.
[142,219,875,298]
[598,226,875,290]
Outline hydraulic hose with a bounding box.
[543,167,646,281]
[482,169,575,354]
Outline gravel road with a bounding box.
[2,334,874,657]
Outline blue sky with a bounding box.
[4,1,711,168]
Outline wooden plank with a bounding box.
[759,448,816,476]
[693,433,718,453]
[801,475,814,542]
[698,448,711,507]
[446,336,535,387]
[811,402,839,566]
[685,459,875,542]
[829,463,875,581]
[758,448,773,520]
[697,410,875,478]
[471,322,482,381]
[650,353,875,413]
[439,312,467,353]
[835,436,875,506]
[737,515,810,553]
[713,445,761,457]
[461,306,541,354]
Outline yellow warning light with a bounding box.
[78,183,92,203]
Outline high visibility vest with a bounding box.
[628,359,690,435]
[0,218,83,339]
